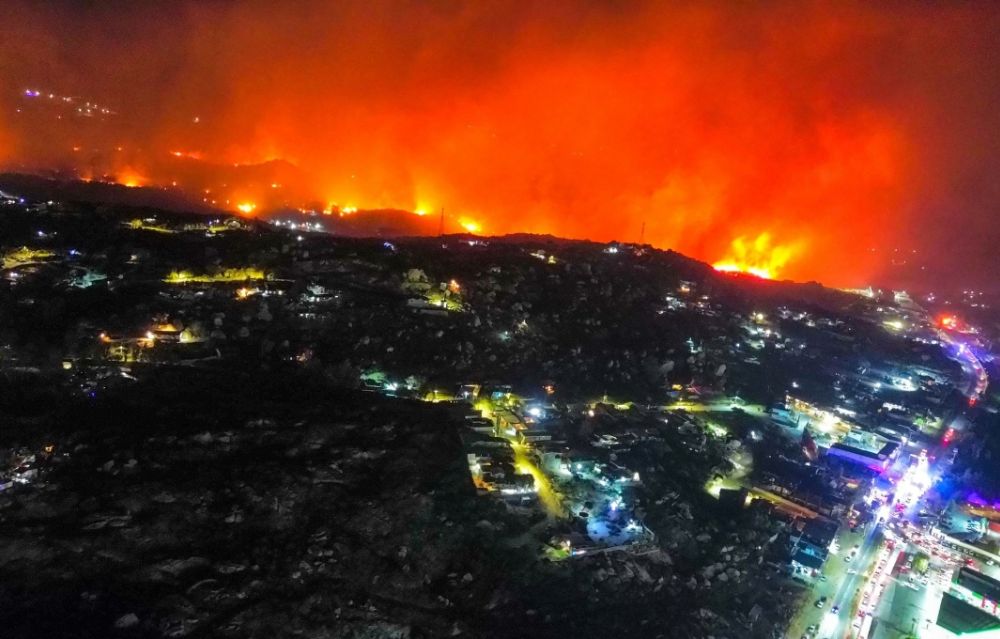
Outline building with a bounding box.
[925,568,1000,638]
[826,441,899,473]
[494,408,526,438]
[788,517,839,578]
[930,593,1000,637]
[953,567,1000,617]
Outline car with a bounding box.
[832,605,840,614]
[847,569,858,575]
[845,555,852,563]
[816,596,827,608]
[807,625,818,633]
[819,574,828,582]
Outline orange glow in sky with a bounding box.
[5,2,1000,288]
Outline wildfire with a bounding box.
[2,2,949,286]
[713,233,798,280]
[116,170,146,188]
[938,314,960,330]
[169,150,203,160]
[460,218,482,234]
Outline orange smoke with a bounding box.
[2,2,999,287]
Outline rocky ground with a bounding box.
[0,366,802,639]
[0,367,524,638]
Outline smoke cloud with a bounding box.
[3,1,1000,287]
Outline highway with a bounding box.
[870,570,927,638]
[857,328,988,638]
[937,329,988,401]
[786,524,880,638]
[824,524,884,639]
[788,319,987,638]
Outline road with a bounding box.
[871,575,927,639]
[511,442,566,519]
[937,329,988,401]
[787,316,987,638]
[665,399,767,418]
[860,326,989,637]
[868,535,958,639]
[826,525,885,639]
[786,524,882,638]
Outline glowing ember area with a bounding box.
[236,202,256,215]
[460,219,482,234]
[712,233,798,280]
[3,3,1000,287]
[169,150,203,160]
[117,170,146,188]
[938,314,959,330]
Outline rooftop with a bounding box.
[956,566,1000,604]
[937,592,1000,636]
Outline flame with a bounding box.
[7,2,979,286]
[460,218,482,234]
[938,314,959,330]
[236,202,256,214]
[116,169,146,188]
[713,233,799,280]
[169,150,203,160]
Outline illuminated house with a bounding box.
[826,441,899,473]
[788,517,839,578]
[494,409,526,438]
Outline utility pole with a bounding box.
[438,208,445,236]
[639,220,646,244]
